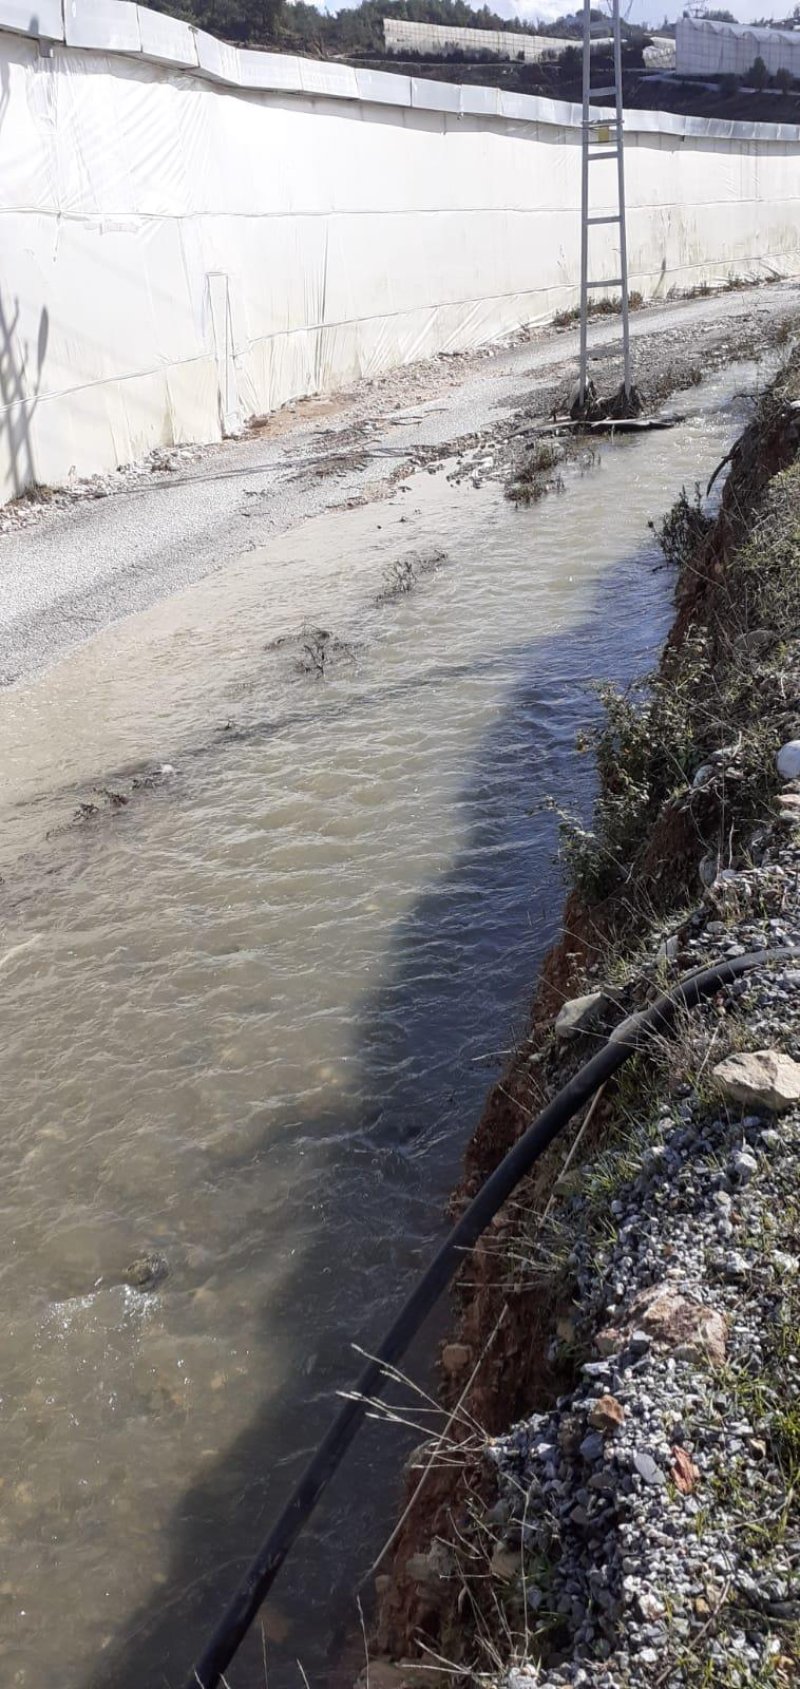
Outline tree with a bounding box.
[775,65,795,92]
[746,54,769,89]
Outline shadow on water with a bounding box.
[84,543,674,1689]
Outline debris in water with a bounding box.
[376,548,447,603]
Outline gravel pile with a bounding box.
[487,833,800,1687]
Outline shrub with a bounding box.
[559,43,582,77]
[652,485,712,570]
[745,54,768,90]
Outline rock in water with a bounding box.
[125,1253,169,1290]
[713,1048,800,1113]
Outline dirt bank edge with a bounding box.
[364,345,800,1687]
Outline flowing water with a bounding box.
[0,365,762,1688]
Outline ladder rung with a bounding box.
[590,85,617,96]
[587,214,620,225]
[588,149,620,160]
[587,278,623,288]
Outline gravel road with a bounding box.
[1,283,799,686]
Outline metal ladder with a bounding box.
[577,0,632,406]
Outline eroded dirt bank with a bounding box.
[367,349,800,1686]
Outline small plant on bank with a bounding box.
[653,483,712,570]
[556,632,707,900]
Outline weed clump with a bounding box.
[507,438,566,505]
[653,484,712,569]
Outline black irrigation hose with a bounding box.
[185,944,800,1689]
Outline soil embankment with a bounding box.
[367,348,800,1686]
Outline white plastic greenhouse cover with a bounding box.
[676,17,800,80]
[0,0,799,502]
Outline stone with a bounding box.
[729,1147,758,1185]
[713,1049,800,1113]
[598,1283,727,1367]
[777,740,800,780]
[124,1253,169,1290]
[634,1451,666,1487]
[579,1431,605,1462]
[656,934,680,964]
[588,1469,617,1492]
[441,1343,471,1375]
[778,792,800,812]
[554,989,606,1039]
[637,1589,666,1622]
[671,1446,700,1494]
[588,1394,626,1434]
[594,1329,622,1357]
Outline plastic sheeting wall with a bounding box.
[1,16,800,502]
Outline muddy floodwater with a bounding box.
[0,365,763,1688]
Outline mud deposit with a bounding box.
[0,362,770,1687]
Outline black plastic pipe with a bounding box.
[185,944,800,1689]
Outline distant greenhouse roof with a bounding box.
[676,15,800,76]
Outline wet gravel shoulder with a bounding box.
[487,834,800,1689]
[2,281,800,686]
